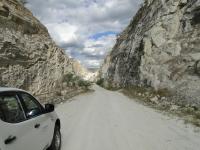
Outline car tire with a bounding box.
[48,125,61,150]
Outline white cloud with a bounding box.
[26,0,142,69]
[46,23,78,45]
[83,60,101,68]
[85,34,115,55]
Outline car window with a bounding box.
[20,93,43,118]
[0,94,25,123]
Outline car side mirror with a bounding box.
[45,104,55,113]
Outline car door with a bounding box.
[18,92,53,150]
[0,92,41,150]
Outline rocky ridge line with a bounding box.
[0,0,89,103]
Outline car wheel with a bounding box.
[49,125,61,150]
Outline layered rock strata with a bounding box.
[0,0,87,102]
[100,0,200,106]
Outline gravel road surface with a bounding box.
[56,85,200,150]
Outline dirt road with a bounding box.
[56,85,200,150]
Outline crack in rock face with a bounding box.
[195,60,200,76]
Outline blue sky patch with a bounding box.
[89,31,118,40]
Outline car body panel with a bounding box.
[0,88,59,150]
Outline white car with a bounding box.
[0,87,61,150]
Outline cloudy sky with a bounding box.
[26,0,142,69]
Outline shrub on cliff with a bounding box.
[62,73,74,84]
[62,73,91,89]
[96,78,104,86]
[78,80,91,89]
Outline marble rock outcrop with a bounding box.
[0,0,87,102]
[100,0,200,106]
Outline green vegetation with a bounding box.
[62,73,74,84]
[96,78,104,86]
[62,73,91,90]
[78,80,91,88]
[96,78,119,91]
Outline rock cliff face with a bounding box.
[100,0,200,106]
[0,0,87,102]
